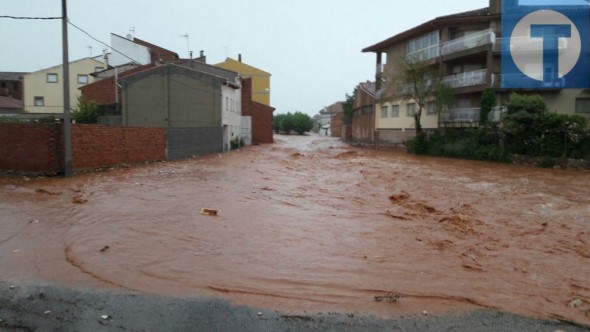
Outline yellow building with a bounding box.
[215,56,271,106]
[23,57,105,114]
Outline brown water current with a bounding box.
[1,134,589,324]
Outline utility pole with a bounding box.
[62,0,72,177]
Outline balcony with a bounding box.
[441,30,495,56]
[442,108,481,123]
[442,69,487,88]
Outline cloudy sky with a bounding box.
[1,0,489,115]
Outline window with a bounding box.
[0,82,5,88]
[77,74,89,85]
[47,73,58,83]
[406,103,416,117]
[406,31,440,61]
[34,96,44,106]
[381,105,389,118]
[391,105,400,117]
[13,82,19,91]
[427,102,437,115]
[575,98,590,114]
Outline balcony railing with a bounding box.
[441,30,495,56]
[442,108,481,123]
[442,69,487,88]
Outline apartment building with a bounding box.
[363,0,590,144]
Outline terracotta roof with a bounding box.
[359,81,376,97]
[0,96,24,109]
[133,37,179,62]
[0,72,27,81]
[437,7,489,20]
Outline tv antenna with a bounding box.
[180,33,190,59]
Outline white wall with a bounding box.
[109,34,151,67]
[221,83,242,147]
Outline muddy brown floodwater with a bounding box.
[1,134,589,324]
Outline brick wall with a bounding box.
[80,64,155,105]
[71,125,166,169]
[0,123,165,174]
[0,123,62,173]
[241,78,274,144]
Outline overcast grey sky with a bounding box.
[1,0,488,115]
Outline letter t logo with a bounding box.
[530,24,572,83]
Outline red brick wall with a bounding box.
[81,64,155,105]
[249,101,274,144]
[71,125,166,169]
[0,123,165,174]
[241,78,274,144]
[0,123,62,173]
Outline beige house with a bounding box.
[23,56,106,114]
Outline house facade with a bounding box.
[215,56,272,106]
[351,81,376,143]
[363,0,590,144]
[23,57,106,114]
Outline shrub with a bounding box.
[72,97,101,124]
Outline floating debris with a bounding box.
[200,208,219,216]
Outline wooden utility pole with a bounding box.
[62,0,72,177]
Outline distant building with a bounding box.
[315,102,344,137]
[215,55,271,106]
[0,72,26,100]
[23,56,106,114]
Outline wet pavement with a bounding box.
[1,134,589,326]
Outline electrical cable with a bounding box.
[67,19,142,65]
[0,15,61,20]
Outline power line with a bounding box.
[0,15,61,20]
[67,19,142,65]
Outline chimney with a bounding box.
[238,54,242,62]
[490,0,501,15]
[196,50,207,64]
[190,51,193,60]
[103,48,109,67]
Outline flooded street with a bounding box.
[1,134,589,324]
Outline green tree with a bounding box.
[507,93,546,115]
[280,112,295,134]
[273,113,286,133]
[480,89,496,124]
[72,97,101,124]
[291,112,314,135]
[342,88,357,126]
[388,53,444,133]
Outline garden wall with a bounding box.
[0,123,166,174]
